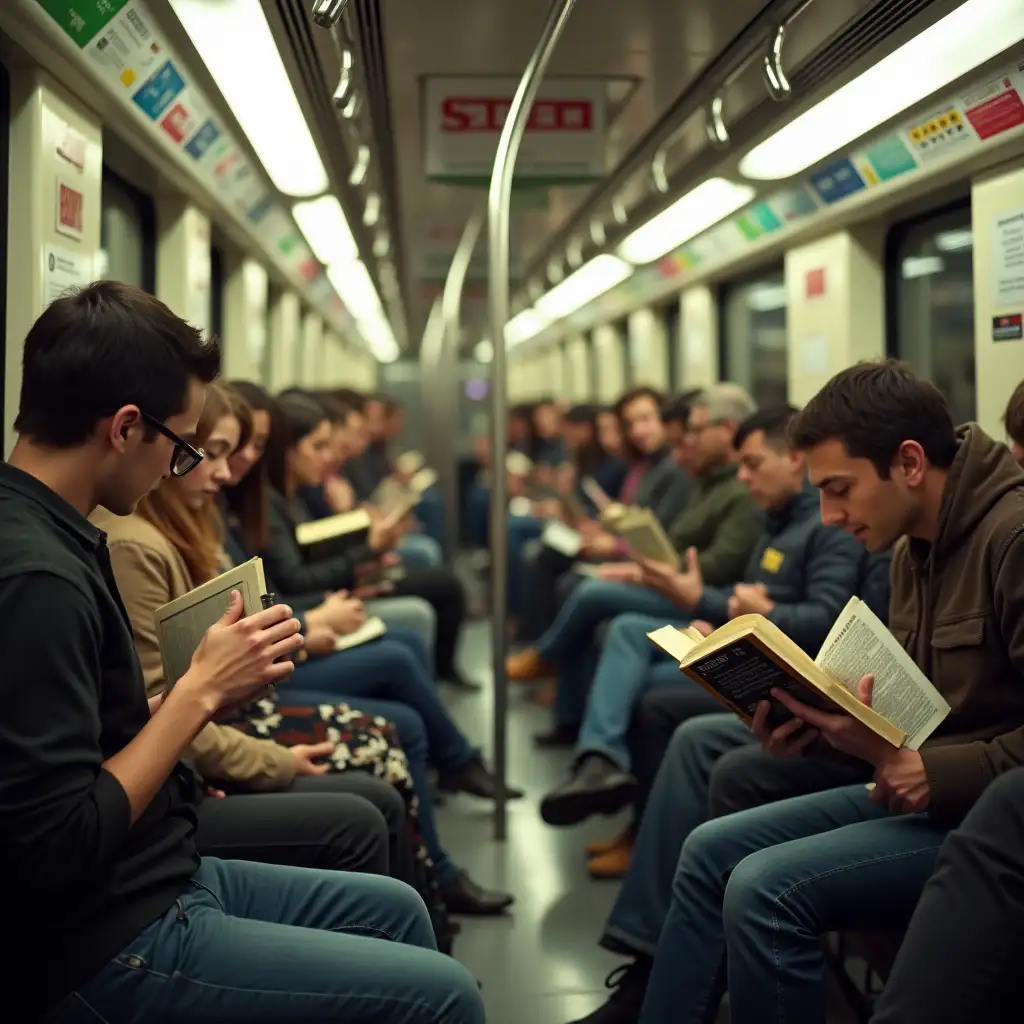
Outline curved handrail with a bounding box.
[311,0,352,29]
[486,0,577,840]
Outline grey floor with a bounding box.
[435,617,864,1024]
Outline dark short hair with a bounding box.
[661,389,703,427]
[614,386,663,420]
[564,403,597,424]
[264,393,329,495]
[1004,380,1024,445]
[332,388,366,412]
[790,360,957,477]
[735,404,800,451]
[16,281,220,446]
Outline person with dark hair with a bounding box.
[0,283,483,1022]
[1004,378,1024,468]
[570,359,1024,1024]
[869,766,1024,1024]
[539,406,867,843]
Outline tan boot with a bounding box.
[505,647,553,682]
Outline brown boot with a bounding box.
[586,826,632,858]
[505,647,553,682]
[588,832,634,879]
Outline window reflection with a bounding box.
[100,169,155,292]
[722,269,788,407]
[891,205,975,424]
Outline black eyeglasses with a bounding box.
[139,411,205,477]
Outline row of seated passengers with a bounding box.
[480,372,1024,1022]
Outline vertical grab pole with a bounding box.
[438,205,485,558]
[486,0,577,841]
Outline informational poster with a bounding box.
[423,76,607,184]
[37,0,131,48]
[43,244,93,308]
[992,206,1024,308]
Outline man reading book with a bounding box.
[568,360,1024,1024]
[0,283,483,1023]
[538,405,868,829]
[506,384,761,697]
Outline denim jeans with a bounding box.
[365,596,437,661]
[415,487,446,547]
[397,533,443,568]
[640,784,947,1024]
[67,858,484,1022]
[507,513,545,615]
[464,483,490,547]
[576,611,699,769]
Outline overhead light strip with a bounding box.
[535,254,633,320]
[170,0,329,197]
[739,0,1024,180]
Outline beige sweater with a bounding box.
[90,507,296,790]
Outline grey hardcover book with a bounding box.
[154,556,270,690]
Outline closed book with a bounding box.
[334,615,388,651]
[296,509,372,561]
[154,557,269,691]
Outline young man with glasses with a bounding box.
[0,282,483,1022]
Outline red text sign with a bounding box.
[440,97,594,133]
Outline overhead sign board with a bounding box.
[423,76,607,185]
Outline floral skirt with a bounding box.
[225,696,456,954]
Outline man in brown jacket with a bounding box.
[572,361,1024,1024]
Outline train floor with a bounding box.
[438,617,863,1024]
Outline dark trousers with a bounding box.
[516,544,584,643]
[871,767,1024,1024]
[196,773,411,883]
[393,566,466,679]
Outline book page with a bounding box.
[618,517,679,569]
[334,616,387,651]
[542,520,583,558]
[647,625,700,662]
[815,598,950,750]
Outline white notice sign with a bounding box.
[423,76,607,184]
[43,244,93,310]
[992,206,1024,308]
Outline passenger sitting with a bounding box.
[539,405,866,830]
[507,384,761,719]
[97,381,514,918]
[1005,377,1024,468]
[570,359,1024,1024]
[870,766,1024,1023]
[515,388,693,650]
[262,392,475,687]
[0,281,484,1022]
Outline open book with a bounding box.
[296,508,372,561]
[600,503,679,569]
[395,450,425,476]
[154,557,272,691]
[647,596,950,750]
[334,615,387,651]
[372,468,438,520]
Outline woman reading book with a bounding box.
[96,382,514,919]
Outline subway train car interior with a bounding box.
[2,0,1024,1022]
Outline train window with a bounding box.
[99,168,156,292]
[721,267,788,407]
[663,301,681,389]
[209,242,225,340]
[887,201,975,424]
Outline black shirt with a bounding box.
[0,463,199,1013]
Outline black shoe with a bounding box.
[540,754,636,827]
[440,870,515,916]
[568,960,651,1023]
[533,724,579,749]
[437,756,524,800]
[441,670,482,691]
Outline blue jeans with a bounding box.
[68,858,484,1022]
[576,611,699,769]
[640,784,948,1024]
[398,534,443,568]
[365,596,437,659]
[508,513,544,615]
[464,483,490,547]
[415,488,445,547]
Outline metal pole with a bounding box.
[486,0,577,841]
[438,205,485,559]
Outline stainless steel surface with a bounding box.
[487,0,577,841]
[311,0,352,29]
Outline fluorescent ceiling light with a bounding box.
[745,282,788,312]
[936,228,973,252]
[738,0,1024,180]
[170,0,329,197]
[902,255,944,279]
[617,178,756,265]
[535,254,633,319]
[326,261,398,361]
[292,196,357,266]
[505,308,550,347]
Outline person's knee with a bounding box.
[709,746,764,818]
[606,612,650,650]
[425,956,486,1023]
[367,778,407,833]
[330,797,390,874]
[722,848,788,937]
